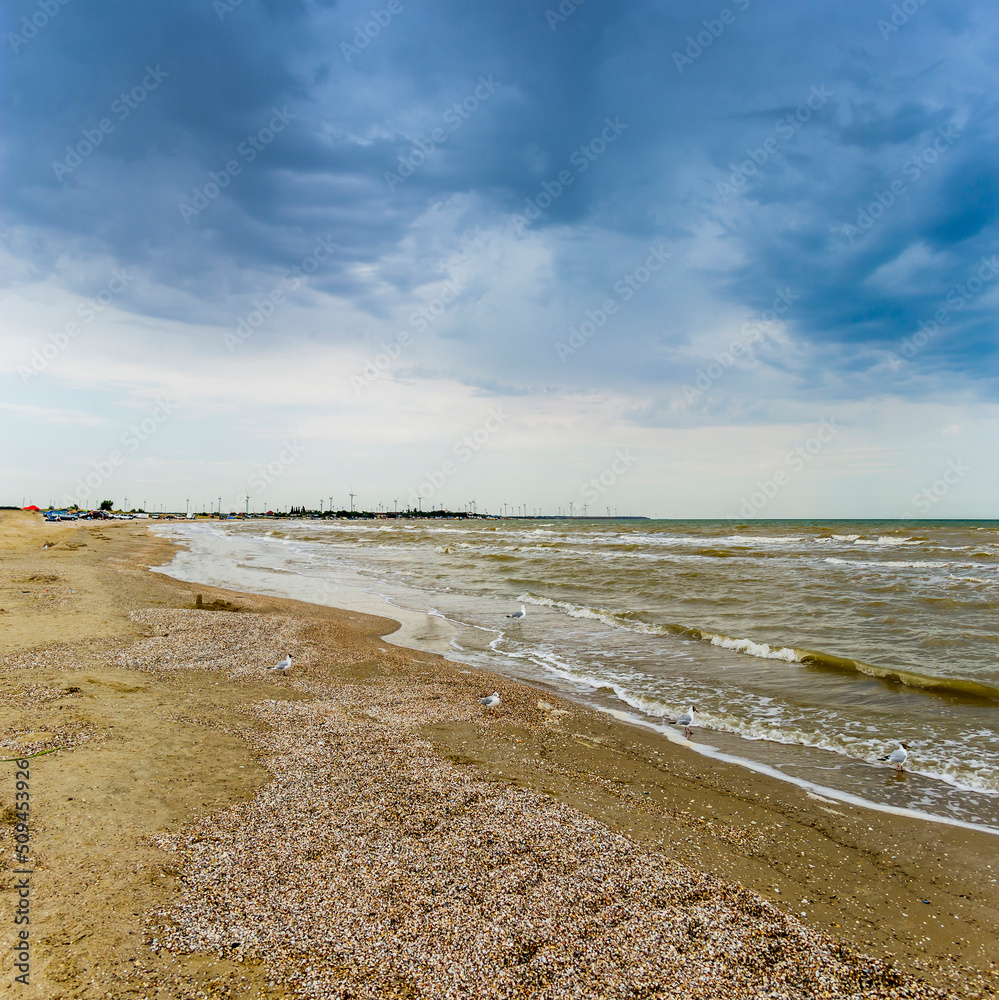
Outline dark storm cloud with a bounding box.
[2,0,997,399]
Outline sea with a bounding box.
[152,518,999,834]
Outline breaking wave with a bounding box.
[521,594,999,703]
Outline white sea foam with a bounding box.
[707,635,799,662]
[502,642,999,797]
[524,595,806,667]
[605,709,999,835]
[824,557,949,569]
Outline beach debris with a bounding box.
[537,699,570,720]
[505,603,527,620]
[269,653,292,673]
[879,742,910,771]
[479,692,500,710]
[673,706,696,738]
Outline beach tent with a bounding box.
[23,505,40,511]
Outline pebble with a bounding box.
[119,609,956,1000]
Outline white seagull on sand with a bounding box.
[480,692,501,710]
[270,653,292,673]
[673,706,695,738]
[879,742,910,771]
[506,604,527,620]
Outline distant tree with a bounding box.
[99,499,113,511]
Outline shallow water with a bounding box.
[153,518,999,832]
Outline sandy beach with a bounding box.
[1,511,996,999]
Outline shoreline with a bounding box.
[1,512,996,997]
[150,518,999,837]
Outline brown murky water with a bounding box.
[156,518,999,830]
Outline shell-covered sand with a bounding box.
[115,608,939,999]
[1,514,996,999]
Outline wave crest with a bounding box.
[521,595,999,703]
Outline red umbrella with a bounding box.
[23,505,40,511]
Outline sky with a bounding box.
[2,0,997,517]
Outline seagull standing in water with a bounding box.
[506,604,527,620]
[480,692,501,710]
[270,653,292,673]
[879,742,910,771]
[673,706,695,738]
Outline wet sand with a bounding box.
[0,512,996,998]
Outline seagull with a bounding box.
[270,653,292,673]
[673,706,695,738]
[879,742,910,771]
[506,604,527,620]
[479,692,501,710]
